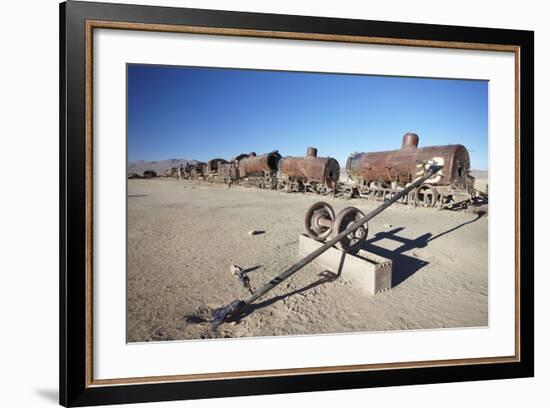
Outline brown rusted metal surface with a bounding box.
[190,162,206,178]
[237,151,281,177]
[346,133,471,188]
[230,154,251,178]
[232,153,250,162]
[279,148,340,188]
[306,147,318,157]
[217,162,232,179]
[206,158,229,175]
[401,132,419,150]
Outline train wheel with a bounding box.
[305,202,335,241]
[333,207,368,254]
[342,190,353,200]
[416,184,438,208]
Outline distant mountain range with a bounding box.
[128,159,197,176]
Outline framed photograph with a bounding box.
[60,1,534,406]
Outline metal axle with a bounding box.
[212,164,443,325]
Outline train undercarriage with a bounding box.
[276,178,335,195]
[182,173,486,211]
[339,180,484,209]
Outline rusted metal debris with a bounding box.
[304,201,368,253]
[211,163,443,325]
[230,265,254,295]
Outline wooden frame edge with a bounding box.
[87,19,520,52]
[88,356,519,387]
[83,18,523,389]
[85,18,94,389]
[514,47,521,361]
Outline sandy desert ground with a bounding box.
[127,178,488,342]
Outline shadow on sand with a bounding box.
[229,213,484,322]
[362,212,483,287]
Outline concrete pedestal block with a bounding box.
[298,234,392,295]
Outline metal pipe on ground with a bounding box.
[211,164,443,325]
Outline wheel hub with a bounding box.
[354,226,367,240]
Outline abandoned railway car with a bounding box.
[205,158,231,183]
[235,151,282,188]
[277,147,340,194]
[183,162,206,180]
[344,133,475,207]
[156,133,480,209]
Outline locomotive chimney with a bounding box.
[306,147,318,157]
[401,133,419,150]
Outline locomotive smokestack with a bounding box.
[401,133,419,150]
[307,147,318,157]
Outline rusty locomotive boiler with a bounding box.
[181,162,203,180]
[206,158,231,183]
[206,158,228,175]
[344,133,475,207]
[235,151,282,189]
[230,153,251,178]
[201,152,282,187]
[277,147,340,194]
[180,162,207,180]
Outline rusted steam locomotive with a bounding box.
[344,133,475,207]
[164,162,207,180]
[164,132,478,209]
[205,158,230,183]
[179,147,340,192]
[235,151,282,189]
[277,147,340,194]
[191,151,280,187]
[188,162,207,179]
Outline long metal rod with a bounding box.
[213,165,442,323]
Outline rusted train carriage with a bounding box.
[188,162,206,180]
[230,153,251,178]
[277,147,340,194]
[345,133,475,207]
[206,158,231,183]
[167,163,198,179]
[180,162,204,180]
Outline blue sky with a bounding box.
[127,64,488,170]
